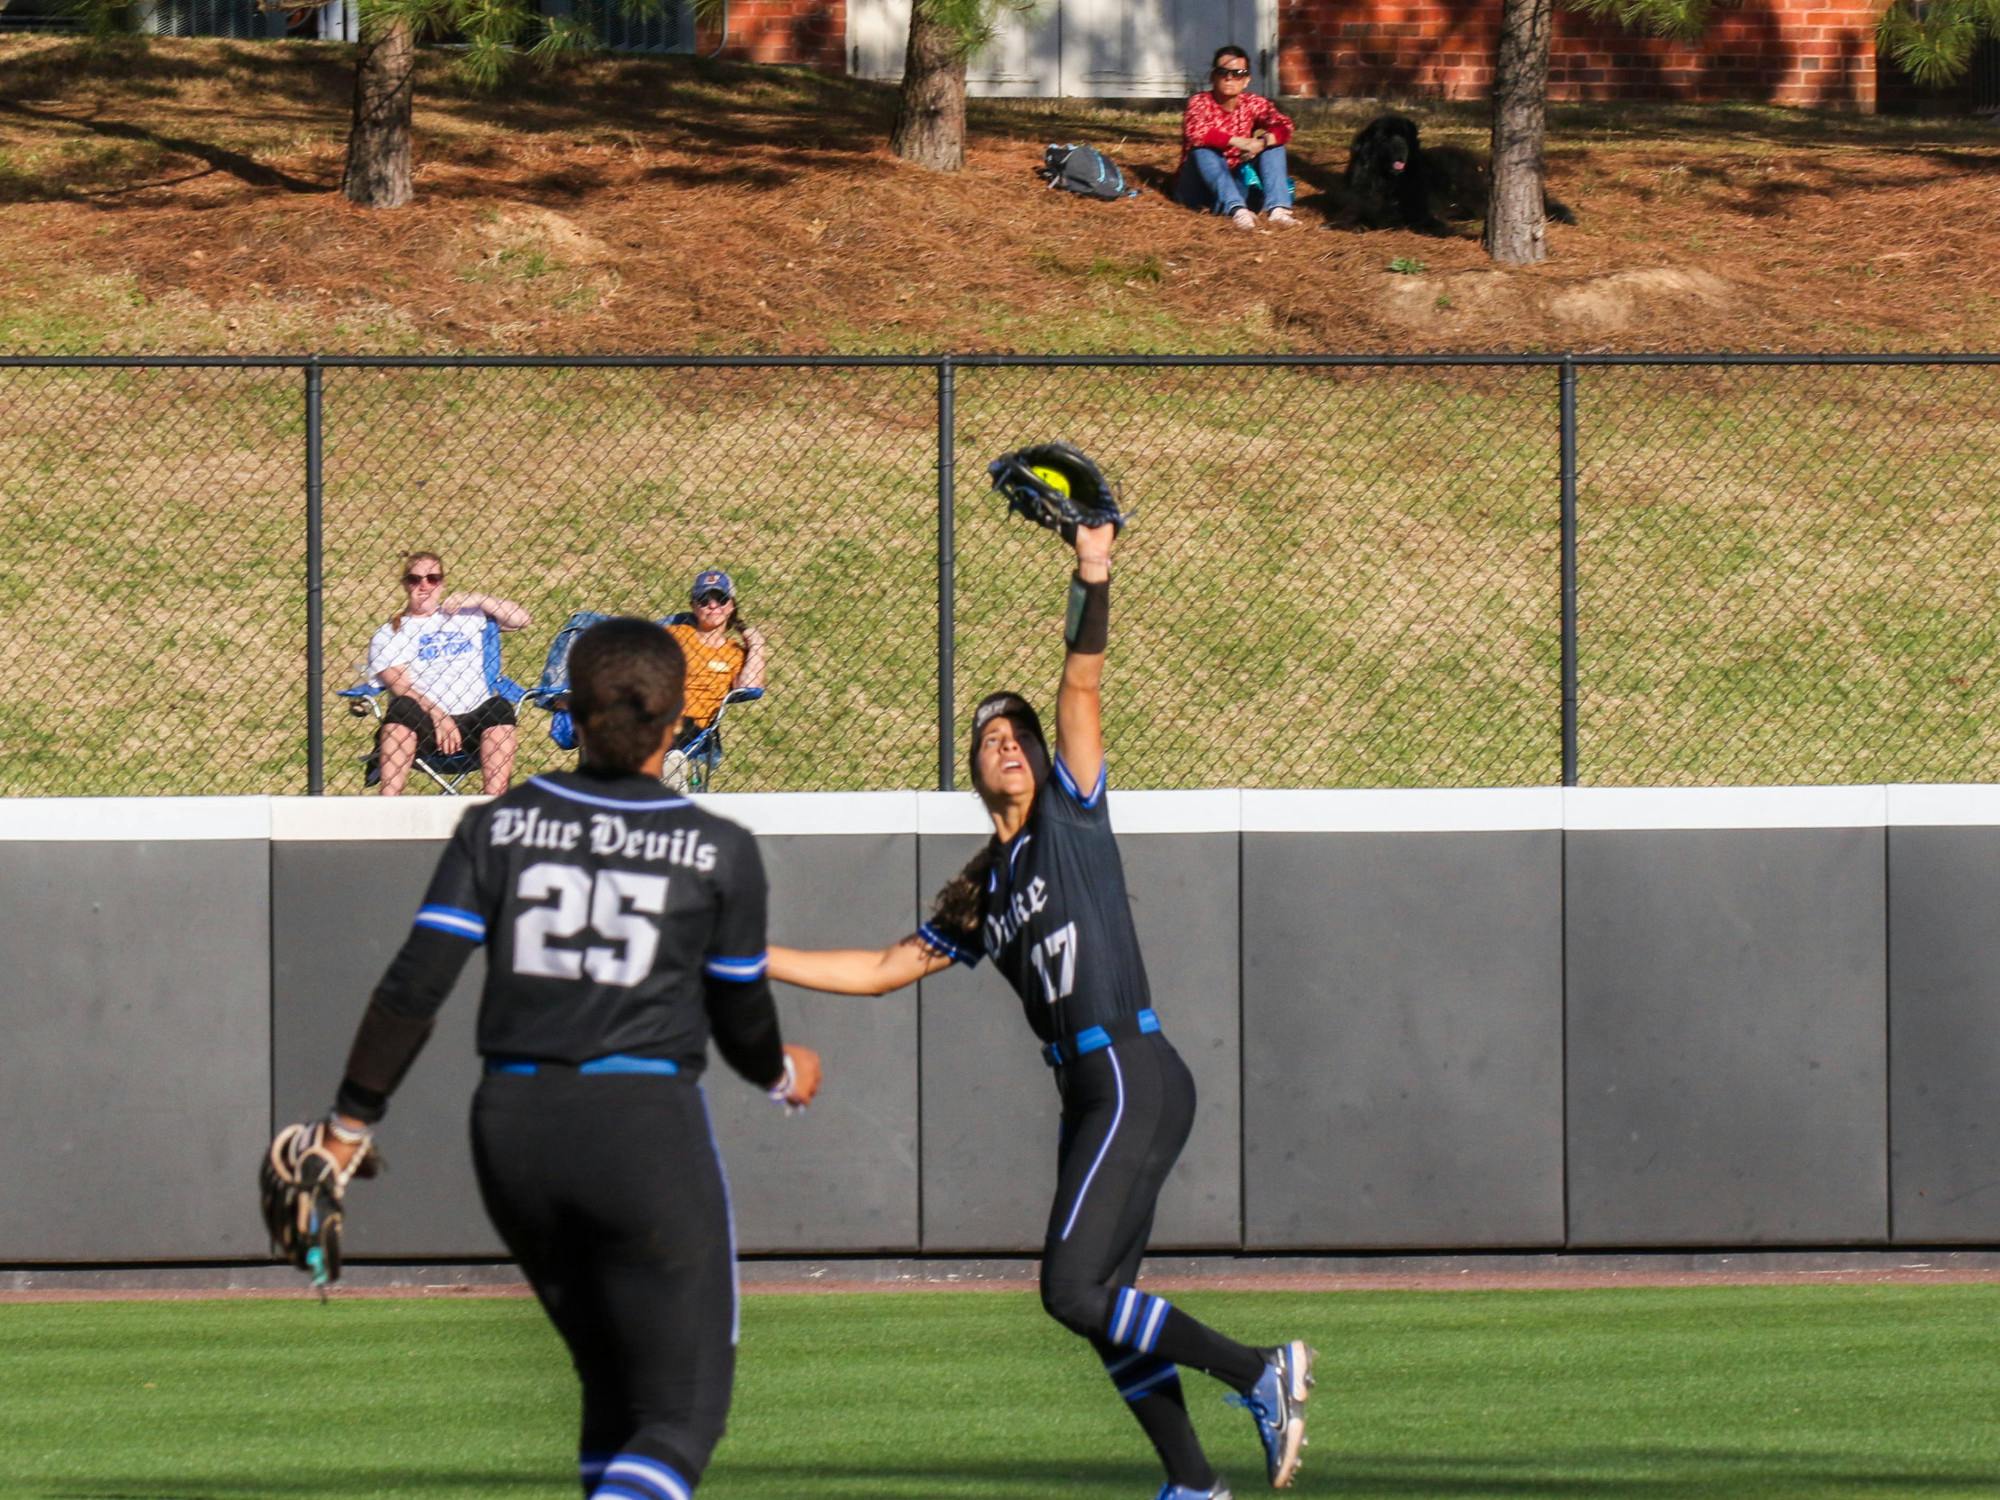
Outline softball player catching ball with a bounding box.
[768,447,1313,1498]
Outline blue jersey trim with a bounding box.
[1060,1047,1125,1241]
[414,905,485,941]
[696,1086,742,1348]
[704,953,769,982]
[484,1054,682,1077]
[1051,753,1108,808]
[917,921,980,967]
[527,775,692,812]
[580,1054,681,1076]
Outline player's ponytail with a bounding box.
[569,617,686,775]
[930,847,995,934]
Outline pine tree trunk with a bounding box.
[891,0,967,172]
[1485,0,1554,264]
[343,16,416,209]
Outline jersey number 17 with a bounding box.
[1029,921,1078,1005]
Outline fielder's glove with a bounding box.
[259,1119,380,1298]
[988,442,1127,541]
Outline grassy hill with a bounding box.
[2,36,1997,357]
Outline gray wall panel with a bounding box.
[722,831,920,1253]
[1566,828,1888,1247]
[918,827,1241,1254]
[0,842,270,1260]
[1122,832,1242,1249]
[918,833,1048,1253]
[1240,832,1565,1250]
[272,840,500,1257]
[1887,827,2000,1242]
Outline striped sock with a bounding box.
[578,1452,614,1496]
[1109,1285,1265,1389]
[1108,1285,1173,1354]
[1103,1347,1183,1403]
[593,1452,694,1500]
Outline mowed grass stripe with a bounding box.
[2,1285,1997,1498]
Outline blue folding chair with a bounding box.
[526,609,764,793]
[338,618,527,794]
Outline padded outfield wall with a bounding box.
[1,787,1996,1263]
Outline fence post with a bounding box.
[305,359,325,796]
[936,355,957,792]
[1560,355,1579,787]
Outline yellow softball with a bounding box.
[1028,464,1071,497]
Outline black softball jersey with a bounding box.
[335,769,782,1122]
[918,754,1150,1046]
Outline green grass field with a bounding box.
[4,1285,1997,1498]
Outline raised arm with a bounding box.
[735,619,768,692]
[443,592,531,631]
[1054,522,1115,794]
[769,936,955,997]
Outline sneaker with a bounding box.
[1229,1340,1314,1488]
[1229,207,1258,232]
[1267,206,1301,228]
[1156,1486,1235,1500]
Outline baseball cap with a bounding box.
[968,691,1049,784]
[691,568,735,602]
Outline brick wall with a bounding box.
[1277,0,1882,109]
[706,0,847,69]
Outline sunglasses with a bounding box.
[403,571,443,586]
[694,591,731,607]
[1213,65,1251,78]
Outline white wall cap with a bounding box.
[0,797,272,841]
[269,795,484,841]
[1105,789,1242,834]
[703,791,920,836]
[917,790,996,835]
[1884,784,2000,827]
[9,785,1993,841]
[1562,785,1888,831]
[1241,787,1563,833]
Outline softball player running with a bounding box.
[768,451,1312,1498]
[273,617,821,1500]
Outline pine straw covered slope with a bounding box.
[0,36,1997,355]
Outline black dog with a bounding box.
[1343,114,1445,233]
[1341,113,1575,235]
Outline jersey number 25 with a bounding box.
[513,863,667,987]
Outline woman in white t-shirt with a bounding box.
[367,550,532,795]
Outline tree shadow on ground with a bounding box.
[0,98,329,200]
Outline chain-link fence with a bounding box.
[2,354,1996,796]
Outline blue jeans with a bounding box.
[1176,145,1293,215]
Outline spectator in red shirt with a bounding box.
[1177,45,1300,230]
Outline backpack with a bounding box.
[1039,143,1140,201]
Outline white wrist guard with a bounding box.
[767,1053,797,1105]
[325,1116,372,1147]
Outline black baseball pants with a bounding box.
[472,1072,737,1498]
[1038,1032,1266,1486]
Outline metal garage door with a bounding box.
[849,0,1276,100]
